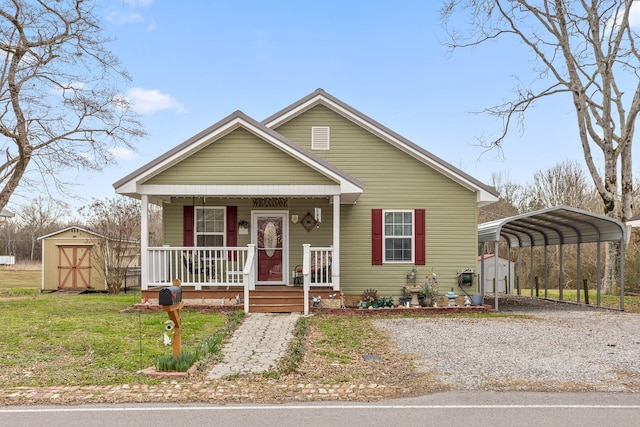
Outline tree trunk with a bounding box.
[604,241,621,294]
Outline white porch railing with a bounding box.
[147,246,254,290]
[303,245,335,314]
[146,244,335,315]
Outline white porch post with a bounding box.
[243,244,256,314]
[303,244,311,315]
[494,241,499,311]
[140,194,149,291]
[332,194,340,291]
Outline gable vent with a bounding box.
[311,126,330,150]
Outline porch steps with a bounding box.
[249,288,335,313]
[141,286,336,313]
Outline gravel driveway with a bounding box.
[374,301,640,392]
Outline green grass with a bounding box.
[312,316,383,363]
[278,316,309,375]
[0,269,40,290]
[529,289,639,312]
[0,290,235,386]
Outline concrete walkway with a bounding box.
[207,312,301,379]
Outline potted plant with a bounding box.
[361,288,378,308]
[421,273,439,307]
[407,266,418,279]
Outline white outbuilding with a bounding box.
[478,254,515,294]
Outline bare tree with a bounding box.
[148,204,163,247]
[0,0,144,211]
[0,214,16,258]
[79,196,140,295]
[524,159,591,210]
[479,171,522,223]
[442,0,640,293]
[16,196,67,260]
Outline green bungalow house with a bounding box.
[113,89,498,312]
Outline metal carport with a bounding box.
[477,205,627,311]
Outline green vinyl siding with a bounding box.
[157,103,481,299]
[273,104,479,298]
[146,127,335,186]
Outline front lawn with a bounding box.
[0,290,234,386]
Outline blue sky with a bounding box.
[14,0,637,214]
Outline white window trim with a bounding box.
[194,206,226,247]
[382,209,414,264]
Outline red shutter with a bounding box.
[372,209,383,265]
[183,205,194,247]
[415,209,425,265]
[226,206,237,260]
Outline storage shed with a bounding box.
[478,254,515,294]
[38,226,140,292]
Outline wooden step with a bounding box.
[250,304,305,313]
[249,291,304,313]
[248,288,335,313]
[142,286,336,313]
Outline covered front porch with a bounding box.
[140,244,338,313]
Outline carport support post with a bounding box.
[530,246,534,297]
[517,247,522,295]
[576,243,581,303]
[507,243,512,294]
[480,243,485,296]
[544,245,548,297]
[559,243,564,301]
[494,241,499,311]
[596,240,601,306]
[620,237,625,311]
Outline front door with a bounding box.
[58,245,92,288]
[253,212,287,285]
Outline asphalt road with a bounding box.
[1,391,638,427]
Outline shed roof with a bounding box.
[478,205,626,247]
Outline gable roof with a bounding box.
[114,89,498,206]
[477,254,514,262]
[113,109,364,203]
[37,225,140,243]
[627,213,640,227]
[37,225,104,241]
[263,89,499,206]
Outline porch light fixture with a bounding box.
[238,220,249,235]
[314,207,321,223]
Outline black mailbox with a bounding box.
[159,286,182,306]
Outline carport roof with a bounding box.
[478,205,626,247]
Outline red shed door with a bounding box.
[58,245,92,288]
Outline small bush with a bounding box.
[157,351,198,372]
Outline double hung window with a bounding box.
[195,207,225,247]
[383,210,414,262]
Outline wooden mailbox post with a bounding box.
[159,279,183,359]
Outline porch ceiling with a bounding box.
[137,183,361,205]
